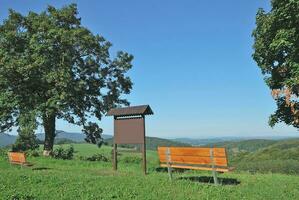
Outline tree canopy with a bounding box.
[252,0,299,128]
[0,4,133,154]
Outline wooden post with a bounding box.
[113,143,118,171]
[142,143,146,175]
[166,147,172,180]
[142,116,147,175]
[210,148,219,185]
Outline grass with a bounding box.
[1,143,299,200]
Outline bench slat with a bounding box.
[160,164,230,172]
[8,152,28,166]
[159,155,228,167]
[158,147,226,157]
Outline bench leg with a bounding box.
[166,148,173,181]
[212,170,219,185]
[167,166,173,181]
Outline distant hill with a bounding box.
[205,139,278,153]
[172,136,297,146]
[0,134,17,147]
[172,137,244,146]
[0,130,113,147]
[105,136,191,151]
[212,138,299,174]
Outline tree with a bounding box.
[12,131,40,152]
[12,112,39,152]
[0,4,133,155]
[252,0,299,128]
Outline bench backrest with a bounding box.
[158,147,228,168]
[8,152,26,164]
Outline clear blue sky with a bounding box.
[0,0,297,138]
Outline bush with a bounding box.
[0,148,8,159]
[121,155,142,164]
[52,146,74,160]
[12,131,39,152]
[81,153,109,162]
[236,159,299,174]
[26,150,40,157]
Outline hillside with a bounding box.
[206,139,278,153]
[36,130,113,142]
[0,143,299,199]
[105,136,191,150]
[0,134,16,147]
[222,139,299,174]
[0,131,113,147]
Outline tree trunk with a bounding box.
[43,113,56,156]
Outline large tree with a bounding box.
[253,0,299,128]
[0,4,133,155]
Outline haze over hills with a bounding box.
[105,136,191,151]
[0,130,113,147]
[172,136,299,146]
[1,130,298,148]
[0,134,17,147]
[36,130,113,142]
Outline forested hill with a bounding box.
[207,138,299,174]
[205,139,278,153]
[104,136,191,150]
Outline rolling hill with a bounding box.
[104,136,191,150]
[0,131,113,147]
[205,139,278,153]
[0,134,17,147]
[210,138,299,174]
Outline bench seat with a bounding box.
[8,152,33,167]
[158,147,233,184]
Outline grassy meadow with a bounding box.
[1,143,299,200]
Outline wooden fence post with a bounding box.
[113,143,118,171]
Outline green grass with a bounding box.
[1,143,299,200]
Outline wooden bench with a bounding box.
[157,147,233,184]
[8,152,33,167]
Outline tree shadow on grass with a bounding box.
[178,176,241,185]
[32,167,52,171]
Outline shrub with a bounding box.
[12,131,39,152]
[0,148,8,159]
[52,146,74,160]
[55,138,76,145]
[121,155,142,164]
[81,153,109,162]
[26,150,40,157]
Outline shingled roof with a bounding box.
[107,105,153,117]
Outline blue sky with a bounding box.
[0,0,297,138]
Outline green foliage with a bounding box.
[12,130,39,152]
[206,139,277,154]
[0,4,133,151]
[0,148,8,159]
[252,0,299,128]
[120,155,142,164]
[236,159,299,174]
[80,153,109,162]
[55,138,77,145]
[207,138,299,174]
[52,145,74,160]
[25,150,40,157]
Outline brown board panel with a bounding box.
[114,118,145,144]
